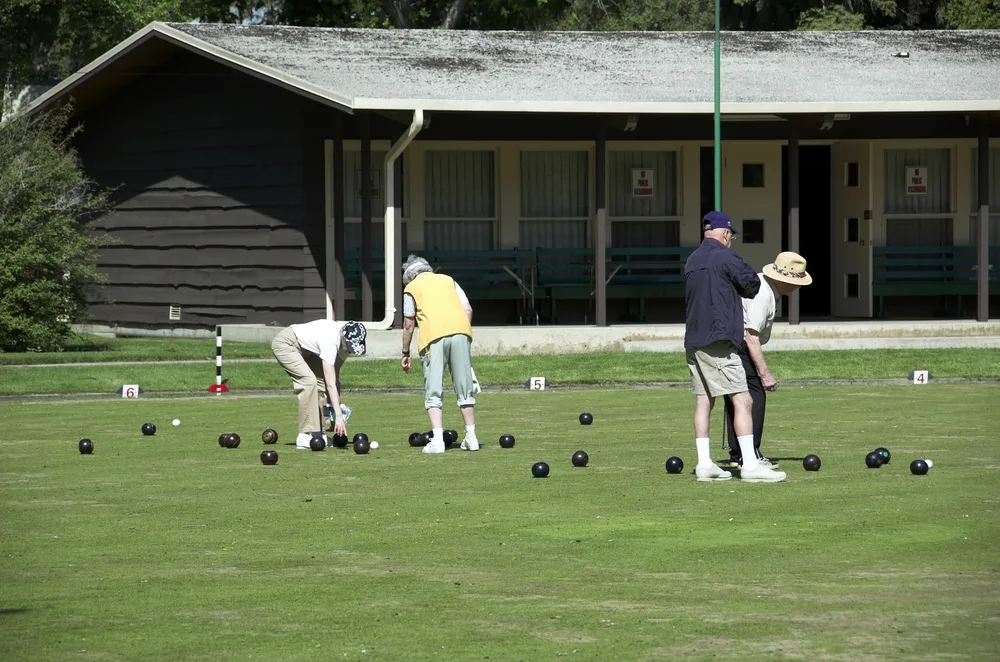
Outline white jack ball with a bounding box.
[172,419,181,427]
[925,459,933,468]
[370,441,379,449]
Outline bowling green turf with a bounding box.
[3,347,1000,395]
[0,384,997,661]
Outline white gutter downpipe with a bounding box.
[370,108,425,330]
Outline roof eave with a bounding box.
[352,98,1000,115]
[20,22,355,120]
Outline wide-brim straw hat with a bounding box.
[763,251,813,286]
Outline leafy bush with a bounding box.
[0,106,111,352]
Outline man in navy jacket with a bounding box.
[683,212,787,483]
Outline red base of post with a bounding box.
[208,384,230,393]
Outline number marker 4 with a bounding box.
[910,370,929,385]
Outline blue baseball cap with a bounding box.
[702,211,739,235]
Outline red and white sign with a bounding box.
[905,166,928,195]
[632,168,655,198]
[356,169,381,199]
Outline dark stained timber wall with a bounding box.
[74,52,331,329]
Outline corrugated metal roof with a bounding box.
[165,23,1000,112]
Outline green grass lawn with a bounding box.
[0,384,997,661]
[2,348,999,395]
[0,333,276,365]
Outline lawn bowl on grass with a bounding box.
[0,382,996,660]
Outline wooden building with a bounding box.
[24,23,1000,330]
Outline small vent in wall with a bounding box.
[169,305,182,321]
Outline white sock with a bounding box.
[738,436,759,469]
[465,424,477,441]
[432,427,444,446]
[695,437,711,466]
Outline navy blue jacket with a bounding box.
[684,238,761,349]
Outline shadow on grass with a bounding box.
[0,608,31,615]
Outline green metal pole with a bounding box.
[713,0,721,211]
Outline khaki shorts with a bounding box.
[686,341,748,397]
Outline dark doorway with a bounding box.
[782,145,832,317]
[699,146,715,220]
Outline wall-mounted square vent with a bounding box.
[169,305,182,321]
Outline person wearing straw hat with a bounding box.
[723,251,812,469]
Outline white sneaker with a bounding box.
[741,464,787,483]
[695,463,732,482]
[460,437,480,451]
[295,433,312,449]
[759,456,779,469]
[422,439,446,454]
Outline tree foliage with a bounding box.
[0,108,112,352]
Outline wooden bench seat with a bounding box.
[872,245,999,318]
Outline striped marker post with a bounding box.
[208,326,230,394]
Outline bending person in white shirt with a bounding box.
[271,319,367,449]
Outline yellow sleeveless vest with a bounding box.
[404,272,472,353]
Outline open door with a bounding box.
[831,142,873,318]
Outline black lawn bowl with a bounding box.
[665,456,684,474]
[78,438,94,455]
[353,432,369,445]
[531,461,550,478]
[865,451,884,469]
[571,450,589,468]
[874,447,891,464]
[260,450,278,466]
[330,434,349,449]
[310,433,327,451]
[499,434,515,449]
[354,439,371,455]
[224,433,241,449]
[802,454,822,472]
[219,433,230,448]
[443,429,458,447]
[408,432,426,447]
[579,413,593,425]
[261,428,279,445]
[910,459,929,476]
[141,422,156,436]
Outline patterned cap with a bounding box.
[342,321,367,355]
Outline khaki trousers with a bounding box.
[271,327,328,434]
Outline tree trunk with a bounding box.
[440,0,471,28]
[380,0,413,28]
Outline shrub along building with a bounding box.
[25,23,1000,331]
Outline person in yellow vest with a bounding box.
[400,254,480,454]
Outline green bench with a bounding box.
[606,246,695,322]
[872,245,999,318]
[533,246,697,323]
[342,250,386,299]
[534,248,595,323]
[342,248,536,322]
[423,249,536,323]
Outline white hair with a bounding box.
[402,254,433,286]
